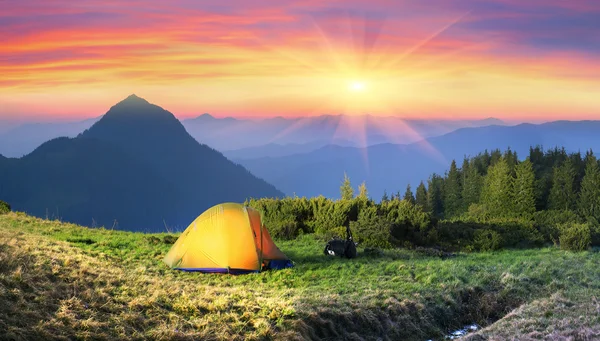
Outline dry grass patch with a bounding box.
[464,291,600,341]
[0,227,296,341]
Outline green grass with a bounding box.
[1,212,600,340]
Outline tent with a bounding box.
[163,203,293,274]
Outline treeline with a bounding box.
[415,146,600,222]
[247,146,600,252]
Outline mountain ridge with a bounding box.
[236,120,600,199]
[0,95,283,231]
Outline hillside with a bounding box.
[1,212,599,340]
[237,121,600,198]
[0,95,283,231]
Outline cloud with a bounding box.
[1,0,599,120]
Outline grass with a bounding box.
[1,211,599,340]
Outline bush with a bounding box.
[350,206,394,248]
[559,223,591,252]
[534,210,582,244]
[436,219,543,251]
[0,200,10,215]
[309,197,360,238]
[246,197,311,239]
[493,221,544,248]
[382,199,431,245]
[473,229,502,252]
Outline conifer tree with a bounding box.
[358,181,368,199]
[381,190,389,203]
[570,151,585,195]
[481,157,514,216]
[403,184,416,204]
[340,173,354,200]
[462,159,483,211]
[427,174,444,218]
[490,149,502,167]
[504,148,518,175]
[479,150,492,174]
[513,159,536,217]
[578,152,600,222]
[549,159,576,211]
[443,160,463,218]
[415,181,428,211]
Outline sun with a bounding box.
[349,81,366,92]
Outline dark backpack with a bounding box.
[324,226,357,259]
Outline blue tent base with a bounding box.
[175,267,259,275]
[174,260,294,274]
[264,259,294,270]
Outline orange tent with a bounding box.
[163,203,293,274]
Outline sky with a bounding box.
[1,0,600,122]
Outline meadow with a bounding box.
[1,211,600,340]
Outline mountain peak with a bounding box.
[192,113,216,121]
[117,94,150,106]
[82,95,188,143]
[479,117,504,124]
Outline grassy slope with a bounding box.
[1,212,599,341]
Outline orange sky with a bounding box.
[2,0,600,121]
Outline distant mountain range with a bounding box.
[0,113,506,158]
[236,121,600,199]
[183,114,506,153]
[0,117,101,158]
[0,95,283,231]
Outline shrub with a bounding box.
[246,197,312,238]
[436,219,543,251]
[382,199,431,244]
[0,200,10,215]
[435,221,477,251]
[309,197,360,238]
[350,206,394,248]
[493,221,543,248]
[534,210,582,244]
[559,223,591,252]
[473,229,502,252]
[268,219,301,240]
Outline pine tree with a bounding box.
[443,160,463,218]
[462,159,483,211]
[578,152,600,222]
[340,172,354,200]
[358,181,368,199]
[549,159,577,211]
[513,159,536,217]
[479,150,492,174]
[570,151,585,195]
[481,157,514,216]
[381,190,389,203]
[490,149,502,167]
[504,148,518,176]
[427,174,444,218]
[403,184,415,204]
[415,181,428,211]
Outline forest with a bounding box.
[247,146,600,252]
